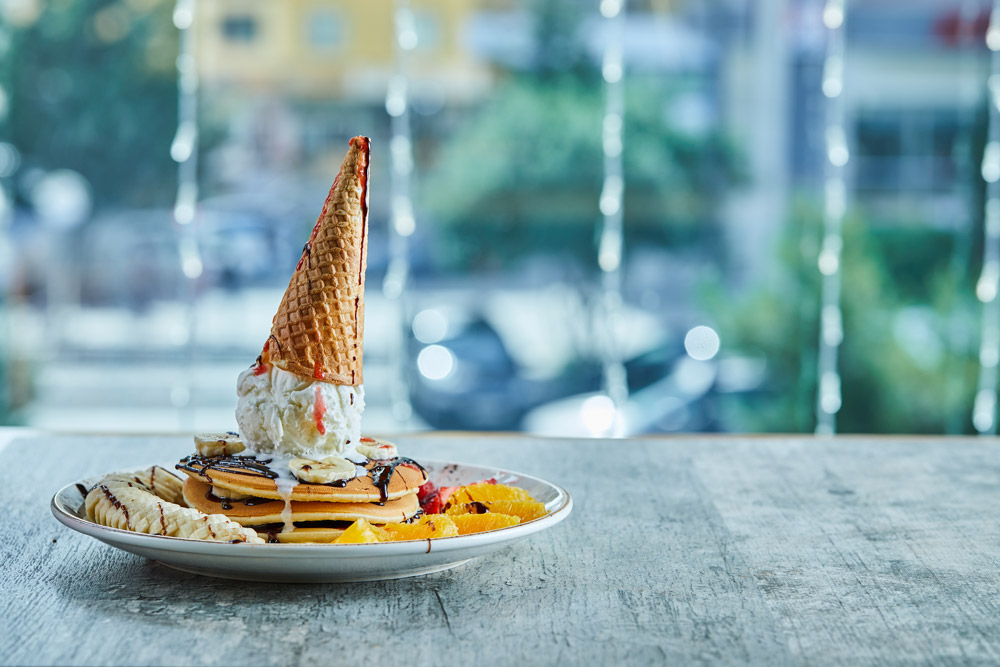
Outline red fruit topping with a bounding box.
[417,480,436,502]
[421,493,443,515]
[437,485,459,507]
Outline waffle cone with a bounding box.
[264,136,370,385]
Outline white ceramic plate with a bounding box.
[51,460,572,583]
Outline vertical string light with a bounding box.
[973,2,1000,434]
[171,0,201,428]
[945,1,980,434]
[383,0,417,426]
[815,0,847,435]
[596,0,627,436]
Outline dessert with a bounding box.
[169,136,432,541]
[80,136,550,545]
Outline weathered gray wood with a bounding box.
[1,433,999,666]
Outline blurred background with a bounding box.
[1,0,998,436]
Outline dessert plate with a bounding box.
[51,460,572,583]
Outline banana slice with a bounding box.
[194,432,245,457]
[85,466,263,543]
[289,456,358,484]
[211,485,250,501]
[87,466,186,506]
[355,439,398,460]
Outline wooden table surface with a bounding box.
[3,431,1000,666]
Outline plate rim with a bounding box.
[51,458,573,557]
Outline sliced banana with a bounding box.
[289,456,358,484]
[194,432,245,457]
[85,466,263,543]
[88,466,186,506]
[355,439,398,460]
[211,485,250,501]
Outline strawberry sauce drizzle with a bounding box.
[314,385,327,435]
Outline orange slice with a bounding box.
[334,519,381,544]
[381,514,459,541]
[450,513,520,535]
[447,482,534,506]
[446,500,547,522]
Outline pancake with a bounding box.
[176,453,427,503]
[259,526,348,543]
[183,477,420,525]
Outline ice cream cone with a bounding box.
[264,136,370,386]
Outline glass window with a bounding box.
[306,9,342,49]
[221,15,257,43]
[1,0,995,436]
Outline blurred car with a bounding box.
[522,348,768,436]
[405,305,601,431]
[403,294,755,433]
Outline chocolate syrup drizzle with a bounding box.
[99,484,129,528]
[177,454,426,504]
[204,489,275,511]
[176,454,279,479]
[256,520,354,543]
[367,457,425,503]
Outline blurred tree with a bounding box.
[420,1,740,271]
[711,201,981,434]
[5,0,178,209]
[714,98,989,434]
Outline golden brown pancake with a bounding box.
[183,477,419,525]
[176,454,427,503]
[259,526,347,543]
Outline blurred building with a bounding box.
[194,0,498,187]
[196,0,494,102]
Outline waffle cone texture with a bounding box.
[265,136,370,385]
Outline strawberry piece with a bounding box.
[437,485,460,507]
[421,493,443,515]
[417,480,436,503]
[419,479,499,513]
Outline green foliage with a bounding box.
[4,0,178,208]
[421,74,741,270]
[711,200,980,434]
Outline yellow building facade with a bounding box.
[195,0,497,103]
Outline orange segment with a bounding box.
[450,513,520,535]
[334,519,381,544]
[447,482,534,506]
[381,514,459,541]
[444,502,490,516]
[446,500,547,522]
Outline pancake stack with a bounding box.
[176,437,427,543]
